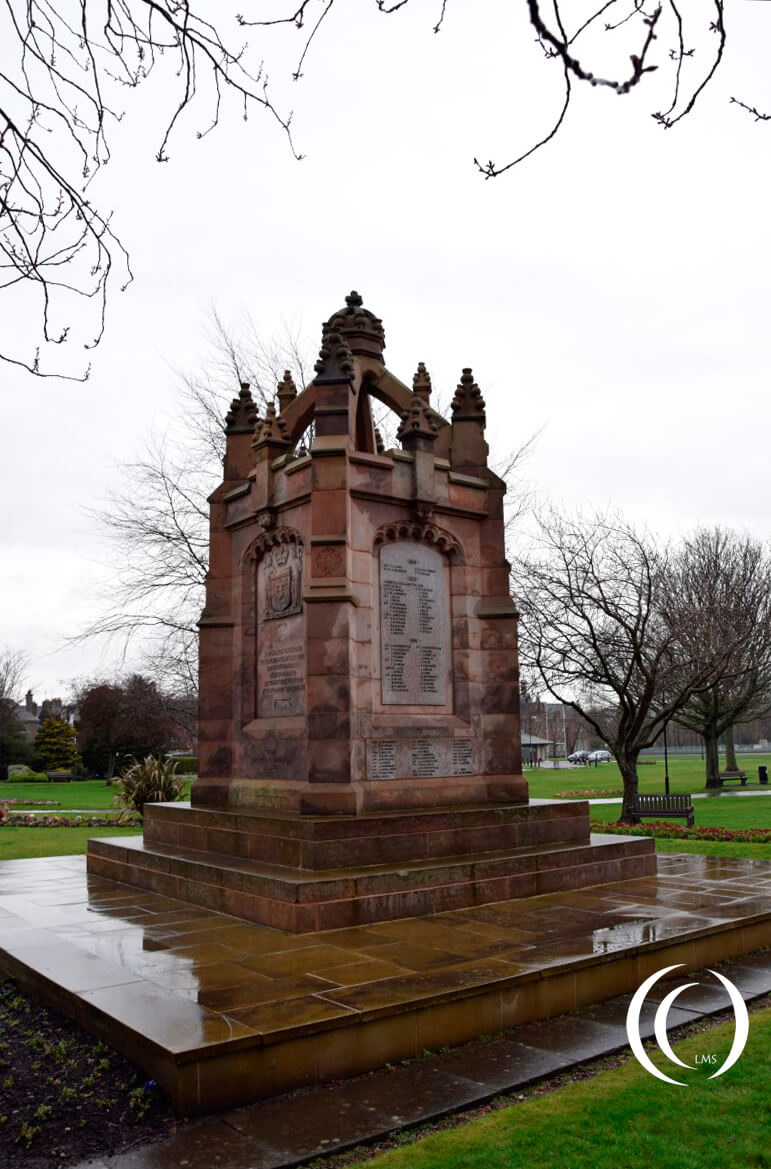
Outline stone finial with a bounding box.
[412,362,432,403]
[314,330,355,383]
[451,368,486,426]
[276,370,297,413]
[397,396,439,450]
[252,402,292,451]
[374,428,385,455]
[225,382,258,434]
[321,290,386,362]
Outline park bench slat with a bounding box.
[718,770,747,786]
[628,792,695,827]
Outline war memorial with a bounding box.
[0,293,770,1114]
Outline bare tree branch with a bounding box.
[668,527,771,785]
[2,0,762,374]
[76,313,312,689]
[1,1,300,377]
[515,508,730,818]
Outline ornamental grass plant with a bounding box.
[112,755,185,818]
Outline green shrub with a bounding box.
[4,768,49,782]
[113,756,185,818]
[166,755,197,775]
[33,718,80,772]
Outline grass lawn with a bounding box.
[589,794,771,831]
[652,839,771,859]
[350,1007,771,1169]
[526,753,771,799]
[0,778,193,860]
[0,826,144,860]
[589,790,771,859]
[0,778,193,810]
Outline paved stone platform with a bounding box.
[72,948,771,1169]
[1,851,770,1115]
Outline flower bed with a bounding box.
[557,790,624,799]
[1,799,61,808]
[0,812,141,828]
[592,818,771,843]
[0,978,175,1163]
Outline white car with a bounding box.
[586,749,612,763]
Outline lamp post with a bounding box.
[664,722,670,796]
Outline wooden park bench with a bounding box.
[628,792,695,827]
[718,770,747,786]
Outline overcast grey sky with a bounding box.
[1,1,770,698]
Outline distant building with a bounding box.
[13,691,40,742]
[521,733,555,765]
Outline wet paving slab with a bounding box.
[2,851,770,1120]
[71,948,771,1169]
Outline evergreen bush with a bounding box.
[33,718,80,772]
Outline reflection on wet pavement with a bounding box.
[0,850,769,1114]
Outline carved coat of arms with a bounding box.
[263,542,303,620]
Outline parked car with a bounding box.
[587,749,612,763]
[567,750,590,764]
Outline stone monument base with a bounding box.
[87,799,655,932]
[3,852,770,1115]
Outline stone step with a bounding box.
[143,799,592,872]
[88,833,654,932]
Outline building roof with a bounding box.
[13,704,39,724]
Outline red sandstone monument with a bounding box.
[89,292,654,929]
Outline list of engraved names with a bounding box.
[380,542,447,705]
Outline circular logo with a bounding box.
[625,964,749,1085]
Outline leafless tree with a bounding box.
[515,509,726,819]
[0,647,27,706]
[669,527,771,787]
[0,647,29,779]
[3,1,751,377]
[79,314,310,695]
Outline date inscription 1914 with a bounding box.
[380,542,447,705]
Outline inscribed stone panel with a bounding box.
[366,737,477,780]
[380,542,448,706]
[257,544,305,718]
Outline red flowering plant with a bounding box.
[556,790,624,799]
[591,819,771,843]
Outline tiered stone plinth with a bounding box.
[87,799,655,932]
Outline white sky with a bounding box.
[1,1,770,698]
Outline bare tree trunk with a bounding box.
[618,750,641,821]
[704,729,721,787]
[723,726,738,771]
